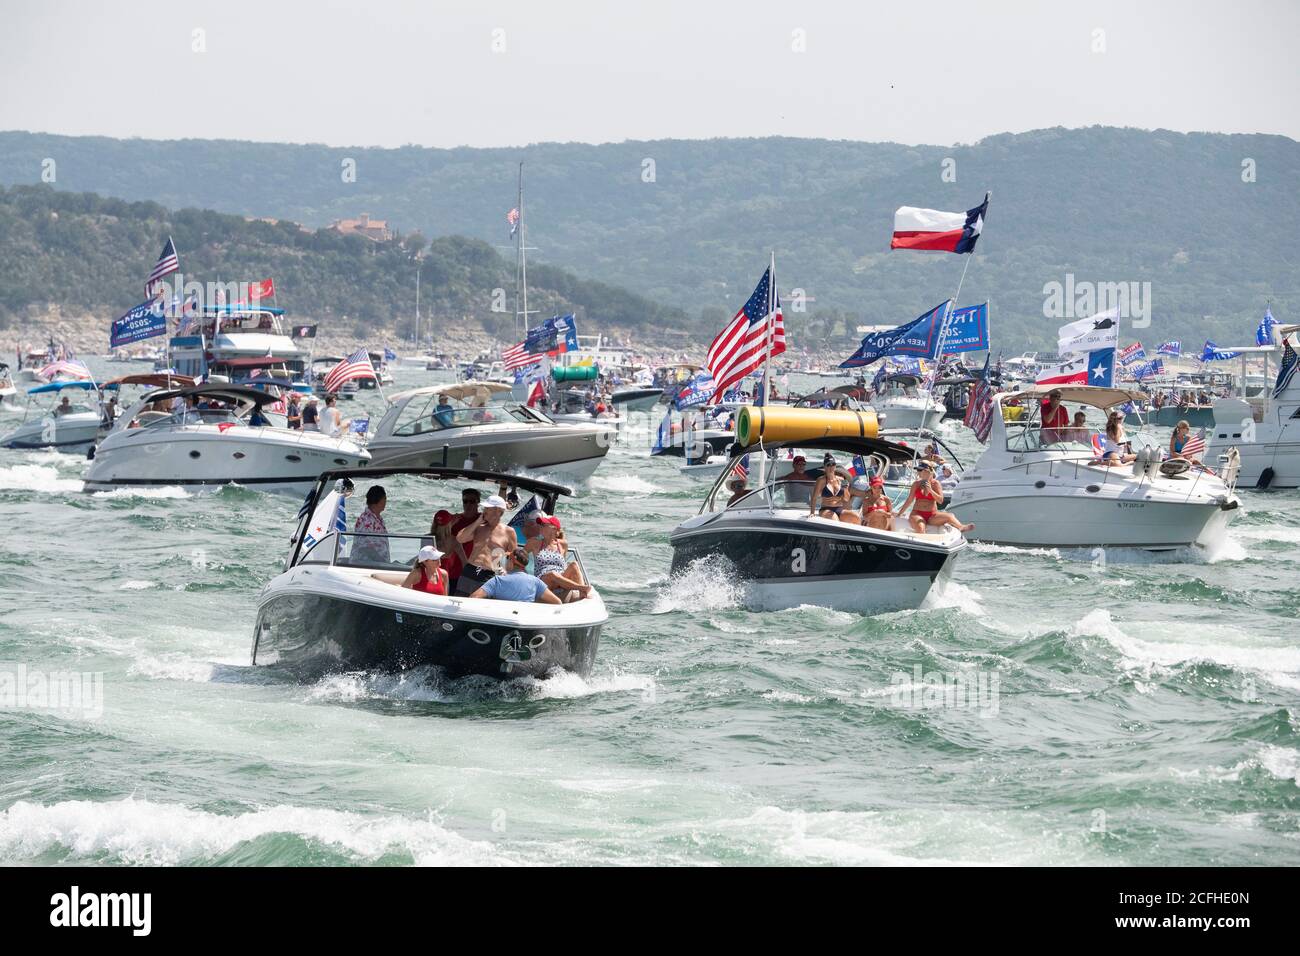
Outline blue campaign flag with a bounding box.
[349,417,370,435]
[1201,340,1241,362]
[674,372,715,410]
[1256,307,1278,346]
[524,314,579,355]
[651,407,674,456]
[841,300,953,367]
[383,347,397,362]
[939,302,990,354]
[110,298,168,348]
[1157,341,1182,356]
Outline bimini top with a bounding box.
[311,466,574,499]
[1006,385,1144,409]
[27,380,99,394]
[388,382,514,405]
[101,373,197,390]
[139,383,284,407]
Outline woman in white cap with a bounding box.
[401,545,449,596]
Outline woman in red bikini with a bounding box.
[900,461,974,533]
[858,475,894,530]
[401,545,449,596]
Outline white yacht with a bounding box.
[948,385,1241,550]
[365,382,614,481]
[1,381,104,451]
[84,383,370,494]
[872,372,946,430]
[1208,325,1299,488]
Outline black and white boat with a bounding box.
[669,430,967,613]
[253,466,607,679]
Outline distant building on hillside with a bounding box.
[329,213,393,242]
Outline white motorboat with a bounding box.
[948,385,1241,550]
[84,383,370,494]
[0,362,17,408]
[1208,326,1299,489]
[1,380,105,451]
[253,466,608,679]
[872,372,946,430]
[670,424,967,613]
[365,382,614,481]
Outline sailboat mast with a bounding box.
[517,162,530,336]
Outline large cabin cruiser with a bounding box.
[948,385,1240,550]
[365,382,614,481]
[669,408,967,613]
[168,304,310,384]
[1,381,104,451]
[84,383,369,494]
[1209,325,1300,488]
[252,466,607,679]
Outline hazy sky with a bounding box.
[2,0,1297,148]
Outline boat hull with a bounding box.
[0,413,101,451]
[83,427,370,495]
[611,388,663,413]
[253,587,601,679]
[365,426,612,482]
[876,404,945,431]
[949,487,1236,550]
[669,513,962,613]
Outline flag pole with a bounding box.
[757,250,777,489]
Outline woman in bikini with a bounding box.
[526,514,591,601]
[900,460,973,533]
[401,545,450,595]
[809,455,860,524]
[858,476,894,530]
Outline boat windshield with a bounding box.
[138,406,245,429]
[391,395,535,436]
[1005,422,1096,454]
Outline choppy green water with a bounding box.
[1,367,1297,866]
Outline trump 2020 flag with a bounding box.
[1256,307,1278,346]
[110,298,168,348]
[840,300,952,367]
[891,193,989,253]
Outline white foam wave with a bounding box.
[0,463,81,494]
[118,580,157,590]
[1255,745,1300,786]
[92,486,190,500]
[652,554,744,613]
[307,665,655,704]
[920,580,986,616]
[0,797,510,866]
[967,541,1062,560]
[128,656,217,683]
[588,474,661,495]
[761,689,816,704]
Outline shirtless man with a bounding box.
[454,494,517,596]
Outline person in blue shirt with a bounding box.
[470,548,561,604]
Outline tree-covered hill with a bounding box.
[0,184,683,343]
[0,127,1297,351]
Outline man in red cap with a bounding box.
[1040,388,1069,445]
[784,454,814,506]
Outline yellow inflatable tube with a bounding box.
[736,405,879,447]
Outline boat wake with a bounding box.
[0,462,81,494]
[651,554,745,614]
[306,664,655,705]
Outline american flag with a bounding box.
[503,340,545,371]
[1274,338,1298,399]
[705,266,786,402]
[323,348,377,393]
[507,207,520,237]
[1182,428,1207,459]
[962,355,996,442]
[731,454,750,481]
[145,237,180,296]
[38,359,91,381]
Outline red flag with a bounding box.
[248,278,275,300]
[526,380,545,407]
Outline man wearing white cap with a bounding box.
[454,493,517,596]
[400,545,449,596]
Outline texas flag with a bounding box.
[890,192,989,253]
[1036,348,1115,387]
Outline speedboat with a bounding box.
[871,372,946,430]
[0,362,17,408]
[1208,325,1299,488]
[365,382,614,481]
[252,466,607,679]
[947,385,1241,550]
[669,409,967,613]
[1,381,105,451]
[610,386,663,413]
[84,383,370,494]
